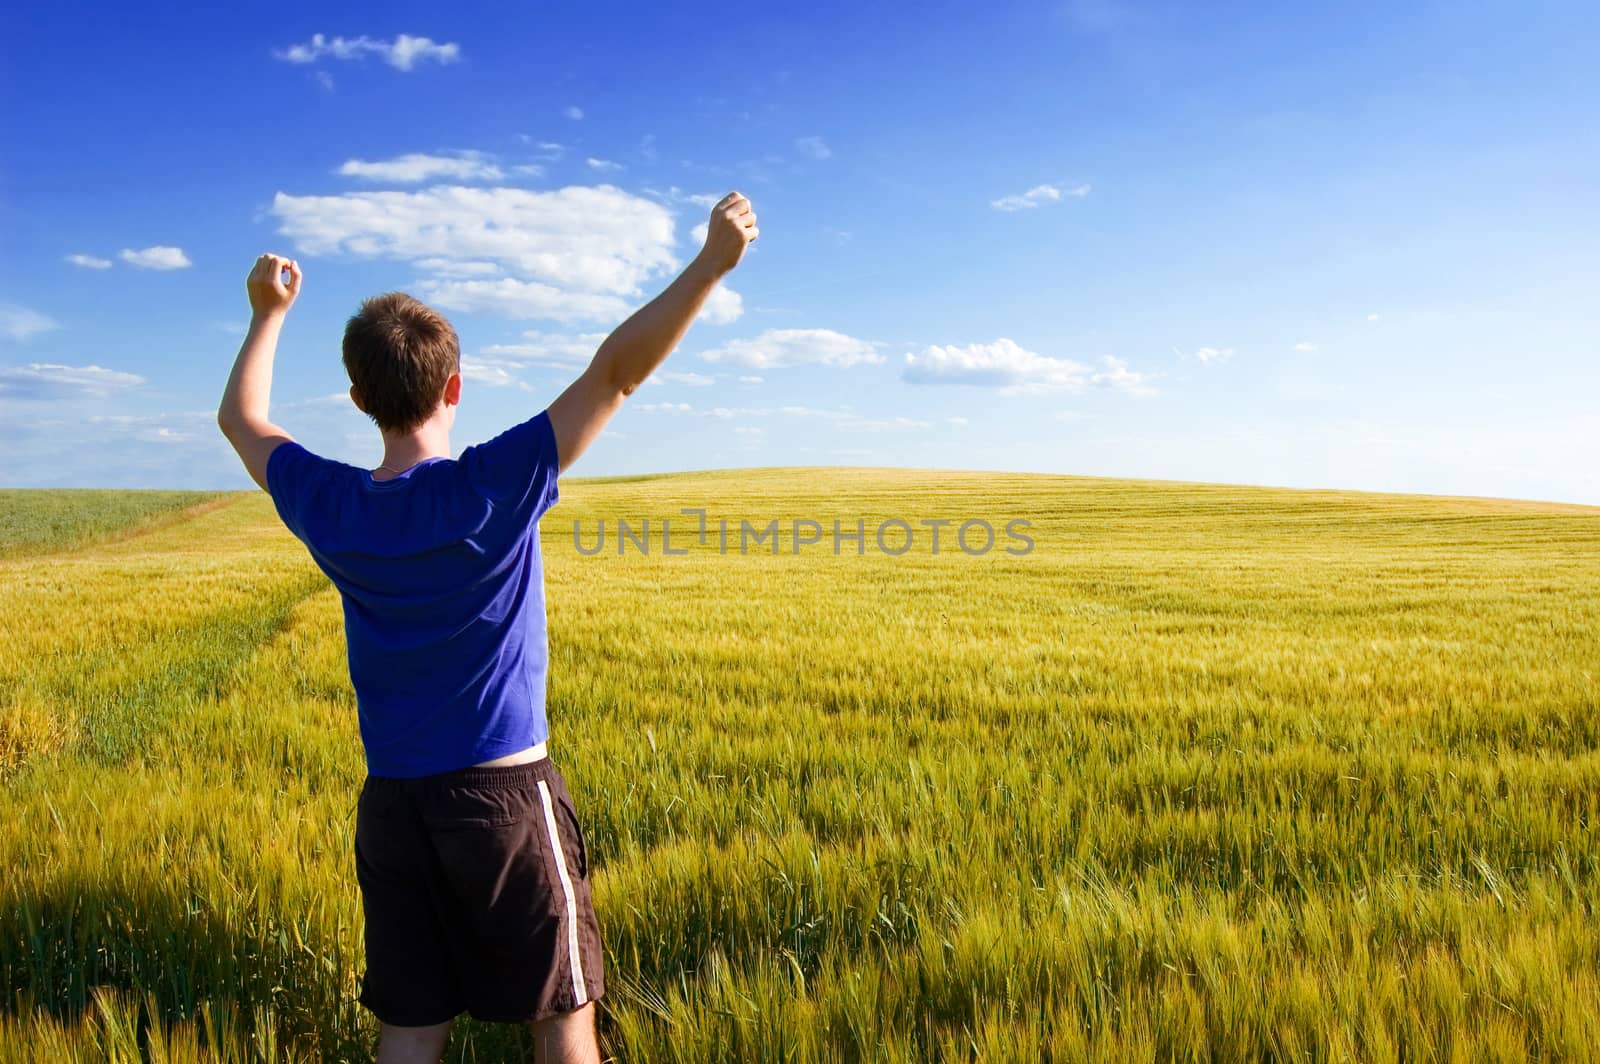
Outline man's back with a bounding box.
[266,411,561,778]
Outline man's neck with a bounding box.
[376,421,451,475]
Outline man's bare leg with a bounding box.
[377,1020,452,1064]
[532,1002,600,1064]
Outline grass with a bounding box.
[2,469,1598,1061]
[0,490,226,558]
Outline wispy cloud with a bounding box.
[459,355,534,391]
[338,151,503,183]
[1293,341,1318,352]
[87,413,202,443]
[518,137,566,160]
[0,304,59,341]
[420,279,634,323]
[478,331,608,369]
[1177,345,1234,365]
[410,258,501,278]
[119,246,191,270]
[656,370,716,387]
[903,337,1150,394]
[274,33,460,71]
[795,136,831,160]
[65,253,112,270]
[700,328,883,369]
[586,157,623,172]
[0,362,143,399]
[565,105,584,121]
[630,401,929,432]
[1091,356,1158,396]
[990,183,1091,212]
[697,285,743,325]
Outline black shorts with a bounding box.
[353,757,605,1027]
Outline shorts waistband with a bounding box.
[367,742,552,789]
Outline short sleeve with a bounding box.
[265,440,327,542]
[459,410,562,521]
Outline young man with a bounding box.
[218,192,758,1063]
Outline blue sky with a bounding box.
[2,1,1597,502]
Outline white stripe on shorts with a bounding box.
[537,779,589,1007]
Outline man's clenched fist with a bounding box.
[696,192,758,277]
[247,253,303,319]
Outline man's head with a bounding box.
[343,293,462,435]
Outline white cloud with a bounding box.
[697,285,743,325]
[66,253,112,270]
[1367,313,1381,322]
[411,257,502,278]
[420,278,633,323]
[903,338,1150,395]
[511,163,544,178]
[0,362,143,399]
[947,416,969,426]
[119,246,191,270]
[991,183,1090,211]
[626,401,931,433]
[586,157,623,172]
[459,355,533,390]
[904,338,1085,389]
[689,222,709,245]
[1293,341,1317,352]
[274,33,460,71]
[280,391,356,409]
[272,184,682,321]
[479,330,607,368]
[315,70,336,92]
[1189,346,1234,364]
[565,105,584,120]
[1091,355,1157,395]
[657,370,716,387]
[834,415,930,432]
[795,136,831,160]
[738,375,763,384]
[700,328,882,369]
[338,151,503,183]
[0,304,59,341]
[87,414,197,443]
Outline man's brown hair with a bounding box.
[342,293,461,434]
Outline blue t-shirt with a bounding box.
[265,411,561,778]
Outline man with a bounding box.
[217,192,759,1063]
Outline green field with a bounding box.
[2,471,1598,1062]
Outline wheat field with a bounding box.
[2,470,1598,1062]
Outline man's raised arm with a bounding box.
[218,253,302,490]
[547,191,758,473]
